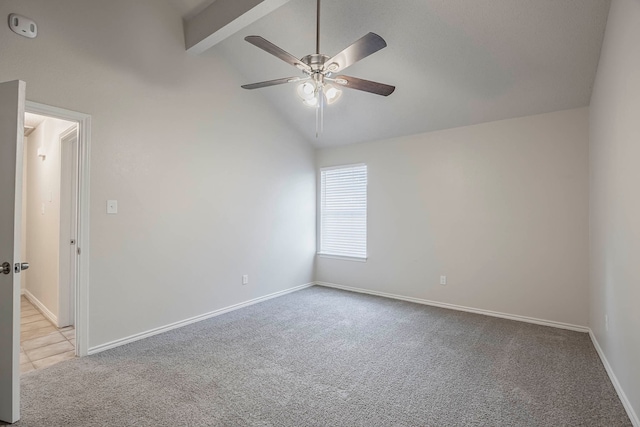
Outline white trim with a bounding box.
[23,289,57,327]
[25,101,91,357]
[319,162,366,172]
[315,281,589,333]
[88,282,314,355]
[589,330,639,426]
[20,289,24,296]
[317,254,367,262]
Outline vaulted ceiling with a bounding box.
[173,0,610,147]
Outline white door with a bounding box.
[0,80,26,423]
[59,126,78,328]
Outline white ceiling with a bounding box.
[24,112,46,130]
[193,0,610,147]
[24,112,46,135]
[167,0,217,19]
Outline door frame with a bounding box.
[26,101,91,357]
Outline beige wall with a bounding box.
[24,117,75,321]
[589,0,640,421]
[317,108,590,327]
[0,0,316,348]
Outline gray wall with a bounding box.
[589,0,640,421]
[317,108,590,327]
[0,0,316,348]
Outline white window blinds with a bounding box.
[320,164,367,260]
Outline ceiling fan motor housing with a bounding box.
[302,54,330,73]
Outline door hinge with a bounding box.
[77,247,81,255]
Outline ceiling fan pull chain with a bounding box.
[315,98,320,138]
[315,85,325,138]
[319,86,324,134]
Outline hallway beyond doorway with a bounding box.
[20,296,75,373]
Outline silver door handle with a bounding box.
[21,262,29,271]
[1,262,10,275]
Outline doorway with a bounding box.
[23,101,91,360]
[19,113,77,372]
[0,83,91,423]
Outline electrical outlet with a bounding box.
[605,314,609,332]
[242,275,249,285]
[440,275,447,286]
[107,200,118,214]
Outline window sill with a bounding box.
[317,253,368,262]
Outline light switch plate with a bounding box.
[107,200,118,214]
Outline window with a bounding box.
[319,164,367,260]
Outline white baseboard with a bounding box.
[20,288,25,296]
[589,330,639,427]
[23,289,58,327]
[88,282,314,355]
[315,281,589,333]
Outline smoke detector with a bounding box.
[8,14,37,39]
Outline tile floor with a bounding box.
[20,296,75,374]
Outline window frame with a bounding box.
[317,163,368,262]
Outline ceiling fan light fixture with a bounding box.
[324,84,342,104]
[297,81,316,100]
[303,97,319,107]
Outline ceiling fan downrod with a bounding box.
[316,0,321,55]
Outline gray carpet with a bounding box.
[7,286,631,426]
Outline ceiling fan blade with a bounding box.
[334,75,395,96]
[325,32,387,73]
[245,36,311,72]
[241,77,302,90]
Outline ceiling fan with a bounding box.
[241,0,395,136]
